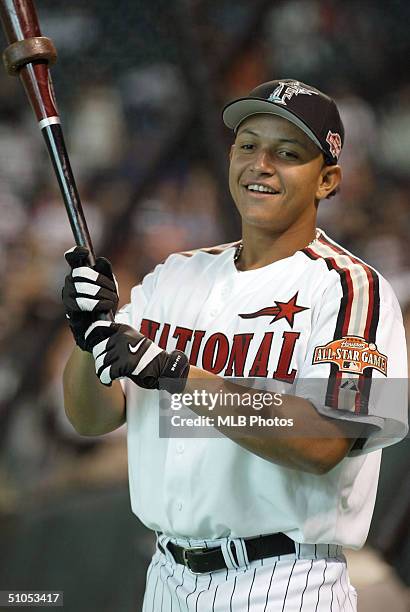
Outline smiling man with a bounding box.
[229,113,340,265]
[62,79,408,611]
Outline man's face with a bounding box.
[229,114,331,232]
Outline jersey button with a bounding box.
[210,309,218,317]
[177,501,183,511]
[176,443,184,454]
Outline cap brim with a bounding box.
[222,98,324,154]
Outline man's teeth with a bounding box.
[247,184,277,194]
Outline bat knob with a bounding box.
[3,36,57,75]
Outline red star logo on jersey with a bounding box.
[239,292,309,328]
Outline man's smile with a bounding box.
[242,182,281,198]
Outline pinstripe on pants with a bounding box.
[142,538,357,612]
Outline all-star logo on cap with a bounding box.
[268,81,319,106]
[239,292,309,328]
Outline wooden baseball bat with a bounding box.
[0,0,95,257]
[0,0,113,320]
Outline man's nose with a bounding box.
[251,149,275,174]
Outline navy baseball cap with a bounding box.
[222,79,344,165]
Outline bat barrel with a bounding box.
[0,0,59,122]
[0,0,41,43]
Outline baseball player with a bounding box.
[62,79,408,611]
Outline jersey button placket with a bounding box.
[207,280,229,319]
[220,284,230,298]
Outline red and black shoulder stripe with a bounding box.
[302,232,381,413]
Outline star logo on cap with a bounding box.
[239,292,309,327]
[326,130,342,159]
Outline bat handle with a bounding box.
[41,121,94,255]
[41,119,114,323]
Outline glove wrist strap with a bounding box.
[159,350,190,393]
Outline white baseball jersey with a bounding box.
[116,229,408,549]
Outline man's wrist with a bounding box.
[158,350,190,393]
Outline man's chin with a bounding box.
[240,213,286,230]
[233,197,291,230]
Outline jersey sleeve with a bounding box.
[295,273,408,455]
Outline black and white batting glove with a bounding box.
[62,246,119,351]
[84,321,190,393]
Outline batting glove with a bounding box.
[84,321,190,393]
[62,246,119,351]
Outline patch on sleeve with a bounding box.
[312,336,387,376]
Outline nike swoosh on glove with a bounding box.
[62,246,119,351]
[84,321,190,393]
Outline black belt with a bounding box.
[157,532,295,574]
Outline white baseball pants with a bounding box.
[142,534,357,611]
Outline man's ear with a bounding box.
[316,164,342,200]
[229,144,235,161]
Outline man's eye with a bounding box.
[279,150,298,159]
[240,144,255,150]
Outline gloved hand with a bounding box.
[62,246,119,351]
[84,321,190,393]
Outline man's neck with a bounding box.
[237,224,318,271]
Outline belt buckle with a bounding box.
[182,546,206,574]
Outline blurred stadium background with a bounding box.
[0,0,409,610]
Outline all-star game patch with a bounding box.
[312,336,387,375]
